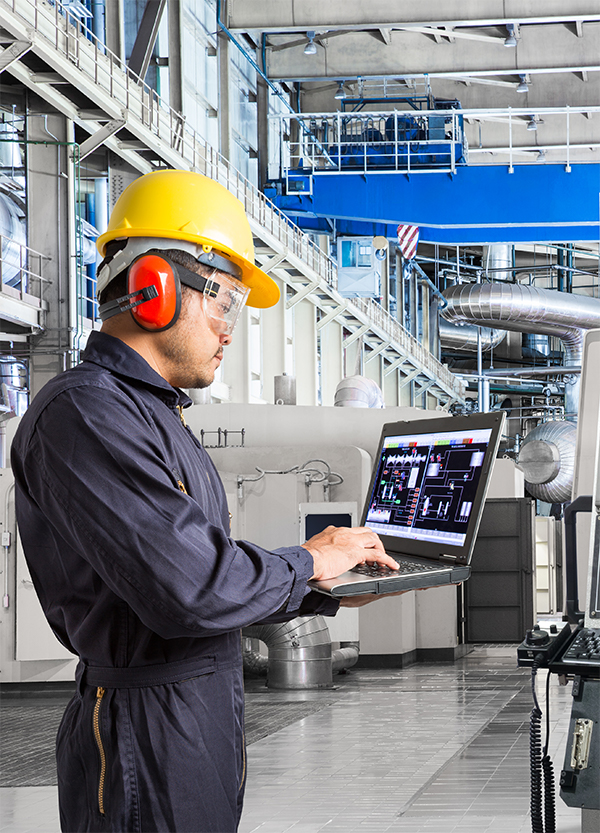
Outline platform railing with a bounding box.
[273,105,600,179]
[0,234,50,305]
[0,0,465,402]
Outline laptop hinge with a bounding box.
[439,554,457,563]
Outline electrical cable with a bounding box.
[530,663,544,833]
[542,670,556,833]
[529,662,556,833]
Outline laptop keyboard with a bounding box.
[351,560,435,578]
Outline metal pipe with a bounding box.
[439,318,506,352]
[243,616,336,690]
[442,282,600,418]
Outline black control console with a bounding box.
[517,622,576,668]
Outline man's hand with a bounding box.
[302,525,399,581]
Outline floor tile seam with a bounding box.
[393,688,521,819]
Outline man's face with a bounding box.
[155,277,234,390]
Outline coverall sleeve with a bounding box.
[19,384,332,639]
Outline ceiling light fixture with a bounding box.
[504,23,517,47]
[304,31,317,55]
[516,74,529,93]
[526,116,538,131]
[334,81,346,100]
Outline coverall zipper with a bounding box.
[93,686,107,815]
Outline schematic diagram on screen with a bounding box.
[365,429,492,546]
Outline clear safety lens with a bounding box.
[203,272,250,336]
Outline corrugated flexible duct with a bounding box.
[242,616,359,689]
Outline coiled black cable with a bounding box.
[542,671,556,833]
[529,662,556,833]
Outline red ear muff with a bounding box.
[127,254,181,331]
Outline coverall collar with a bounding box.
[82,331,192,409]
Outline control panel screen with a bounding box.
[365,427,493,548]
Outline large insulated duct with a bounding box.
[442,282,600,418]
[242,616,359,689]
[334,375,384,408]
[438,318,506,353]
[516,420,577,504]
[0,191,26,286]
[483,244,513,282]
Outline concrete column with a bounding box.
[396,251,405,328]
[293,300,318,405]
[167,0,183,113]
[421,283,430,354]
[223,306,251,402]
[261,277,286,404]
[397,370,413,407]
[408,265,418,340]
[104,0,125,61]
[319,320,343,407]
[26,114,72,396]
[364,346,382,390]
[217,2,231,161]
[256,76,269,190]
[380,251,389,312]
[383,364,399,406]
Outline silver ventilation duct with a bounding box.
[438,318,506,353]
[334,375,384,408]
[516,420,577,504]
[0,191,26,286]
[243,616,359,689]
[483,244,512,282]
[442,282,600,419]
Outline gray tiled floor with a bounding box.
[0,647,585,832]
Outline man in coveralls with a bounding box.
[11,170,400,833]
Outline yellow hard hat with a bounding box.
[96,169,280,308]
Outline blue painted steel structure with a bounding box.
[270,164,600,244]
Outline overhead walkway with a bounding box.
[271,109,600,245]
[0,0,465,407]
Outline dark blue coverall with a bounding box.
[12,331,339,833]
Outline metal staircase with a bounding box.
[0,0,465,407]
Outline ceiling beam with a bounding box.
[228,0,600,32]
[266,23,600,82]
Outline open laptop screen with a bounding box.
[362,412,505,564]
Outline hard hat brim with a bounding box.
[97,228,280,309]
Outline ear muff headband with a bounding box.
[97,252,223,332]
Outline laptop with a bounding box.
[309,411,505,597]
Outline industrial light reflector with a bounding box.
[304,32,317,55]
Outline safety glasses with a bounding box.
[202,271,250,336]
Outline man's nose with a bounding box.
[220,332,233,346]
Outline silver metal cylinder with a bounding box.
[243,616,334,690]
[483,244,512,281]
[274,373,296,405]
[334,375,384,408]
[441,282,600,419]
[516,419,577,503]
